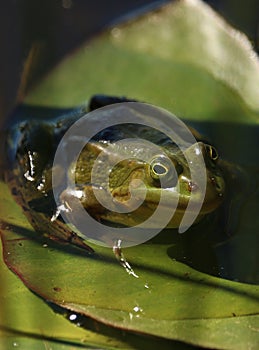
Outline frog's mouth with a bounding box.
[111,172,224,215]
[99,181,223,229]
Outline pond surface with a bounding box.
[185,119,259,284]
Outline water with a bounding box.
[183,120,259,284]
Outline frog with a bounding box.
[4,95,225,255]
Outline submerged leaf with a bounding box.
[24,0,259,123]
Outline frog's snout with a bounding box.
[209,174,224,195]
[201,172,225,213]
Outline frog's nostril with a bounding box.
[211,176,222,192]
[188,181,198,192]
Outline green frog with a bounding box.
[4,95,225,254]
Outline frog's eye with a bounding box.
[149,156,179,187]
[151,162,168,178]
[150,157,170,179]
[205,144,218,161]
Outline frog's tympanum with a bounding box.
[5,95,225,253]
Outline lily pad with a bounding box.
[1,0,259,349]
[0,186,138,350]
[0,182,192,350]
[1,180,259,349]
[0,244,130,350]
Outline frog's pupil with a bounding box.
[153,163,167,175]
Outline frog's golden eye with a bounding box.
[151,162,168,178]
[149,156,179,188]
[150,156,170,180]
[205,144,218,161]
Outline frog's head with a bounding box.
[68,138,224,229]
[106,141,224,228]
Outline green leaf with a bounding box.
[0,183,160,350]
[1,181,259,349]
[0,240,131,350]
[24,0,259,123]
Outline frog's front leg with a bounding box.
[28,208,94,253]
[61,185,139,277]
[57,184,105,245]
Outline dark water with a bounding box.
[182,120,259,284]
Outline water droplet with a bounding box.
[132,305,143,318]
[69,313,77,321]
